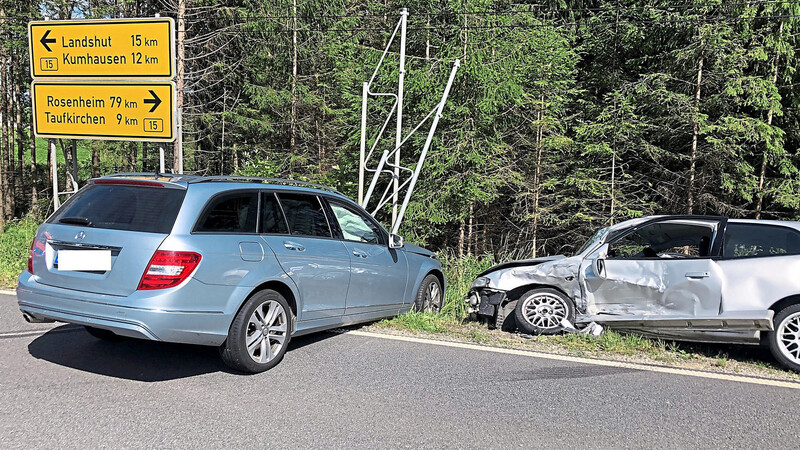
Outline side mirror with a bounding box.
[389,233,404,249]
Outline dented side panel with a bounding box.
[582,257,723,317]
[718,256,800,312]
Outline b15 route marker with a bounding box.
[32,81,176,141]
[28,18,175,79]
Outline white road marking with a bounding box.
[0,289,17,296]
[342,329,800,390]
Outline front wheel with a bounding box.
[513,288,575,335]
[414,274,443,313]
[767,304,800,372]
[220,290,293,373]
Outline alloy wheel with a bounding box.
[246,300,288,364]
[521,293,568,329]
[777,311,800,365]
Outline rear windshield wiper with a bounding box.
[59,217,93,226]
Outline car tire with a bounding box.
[513,288,575,336]
[413,274,443,313]
[84,326,123,341]
[767,303,800,372]
[220,289,293,373]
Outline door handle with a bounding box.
[352,249,368,258]
[284,241,306,252]
[685,272,710,279]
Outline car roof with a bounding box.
[94,173,348,199]
[611,215,800,231]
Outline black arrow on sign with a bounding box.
[40,30,56,52]
[143,90,162,112]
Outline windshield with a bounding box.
[575,227,608,255]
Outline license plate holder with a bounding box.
[56,250,112,271]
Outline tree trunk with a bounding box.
[458,218,465,258]
[13,54,22,177]
[755,19,784,220]
[1,39,12,221]
[289,0,298,167]
[467,203,474,257]
[688,54,704,215]
[531,95,545,258]
[173,0,186,174]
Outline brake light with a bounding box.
[27,235,46,275]
[94,179,164,187]
[27,240,34,274]
[137,251,201,290]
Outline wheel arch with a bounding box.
[769,295,800,315]
[502,283,573,308]
[426,268,445,294]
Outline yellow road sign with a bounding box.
[28,18,175,79]
[32,81,176,141]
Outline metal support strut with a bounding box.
[357,8,460,235]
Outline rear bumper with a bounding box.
[16,273,236,346]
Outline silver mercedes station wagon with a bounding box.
[18,174,445,373]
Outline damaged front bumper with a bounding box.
[466,287,507,318]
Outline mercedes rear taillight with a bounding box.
[137,250,201,290]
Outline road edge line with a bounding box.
[343,329,800,390]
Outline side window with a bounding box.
[608,221,715,259]
[277,193,332,238]
[195,192,258,233]
[723,224,800,258]
[260,192,289,234]
[329,201,384,245]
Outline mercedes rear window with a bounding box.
[48,184,186,234]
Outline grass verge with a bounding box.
[368,314,800,382]
[0,218,38,288]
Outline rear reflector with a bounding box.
[137,250,201,290]
[94,179,164,187]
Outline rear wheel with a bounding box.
[220,290,292,373]
[414,274,443,313]
[84,326,123,341]
[513,288,574,335]
[768,304,800,372]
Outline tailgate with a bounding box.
[30,180,187,297]
[34,224,168,296]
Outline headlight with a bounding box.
[471,277,490,289]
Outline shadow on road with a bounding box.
[27,324,339,382]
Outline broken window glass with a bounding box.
[608,221,715,259]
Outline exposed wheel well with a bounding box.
[769,295,800,314]
[245,280,298,319]
[426,269,445,293]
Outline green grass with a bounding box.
[30,138,92,166]
[0,218,39,288]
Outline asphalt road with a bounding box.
[2,291,799,449]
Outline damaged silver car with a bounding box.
[467,215,800,371]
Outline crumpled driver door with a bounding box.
[580,220,724,318]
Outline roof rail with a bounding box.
[190,176,344,195]
[100,172,199,182]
